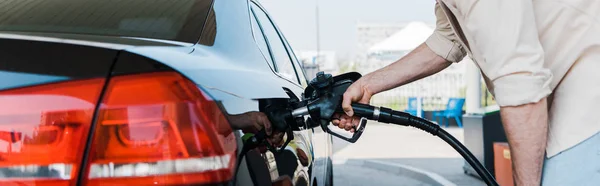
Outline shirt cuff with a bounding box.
[425,32,466,63]
[492,71,553,107]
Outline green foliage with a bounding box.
[481,82,497,107]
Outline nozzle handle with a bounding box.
[320,103,374,143]
[325,117,367,143]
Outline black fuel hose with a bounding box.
[350,103,499,186]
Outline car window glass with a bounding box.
[285,41,309,87]
[294,61,308,88]
[0,0,213,43]
[250,4,299,84]
[250,11,275,69]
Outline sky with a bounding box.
[259,0,437,60]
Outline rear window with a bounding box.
[0,0,213,43]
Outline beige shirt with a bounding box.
[426,0,600,157]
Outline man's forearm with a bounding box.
[500,98,548,186]
[360,43,452,94]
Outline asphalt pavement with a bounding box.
[330,122,485,186]
[334,162,432,186]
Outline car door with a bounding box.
[249,2,315,186]
[249,2,334,186]
[275,23,333,186]
[272,13,334,186]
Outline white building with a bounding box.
[360,22,434,73]
[356,23,406,54]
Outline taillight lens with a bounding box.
[84,72,237,186]
[0,79,105,186]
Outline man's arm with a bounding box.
[360,43,451,95]
[500,98,548,185]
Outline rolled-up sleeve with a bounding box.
[455,0,552,107]
[425,3,466,63]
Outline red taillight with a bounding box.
[83,72,237,186]
[0,79,105,186]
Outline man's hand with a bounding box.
[229,111,273,135]
[332,78,373,132]
[500,98,548,186]
[228,111,284,147]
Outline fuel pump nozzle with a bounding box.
[289,71,372,143]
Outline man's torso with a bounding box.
[435,0,600,157]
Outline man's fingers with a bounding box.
[332,113,341,126]
[344,122,353,131]
[338,117,347,129]
[262,116,272,136]
[352,116,360,128]
[253,113,271,135]
[342,92,354,117]
[344,117,354,131]
[339,114,353,129]
[332,119,340,126]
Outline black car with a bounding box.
[0,0,334,185]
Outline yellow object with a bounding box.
[503,149,511,160]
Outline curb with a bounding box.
[347,159,456,186]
